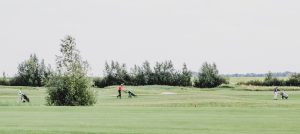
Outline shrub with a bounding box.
[194,62,227,88]
[0,72,9,85]
[286,73,300,86]
[263,78,285,86]
[93,77,109,88]
[0,78,9,86]
[11,54,52,87]
[238,80,264,86]
[239,72,294,86]
[96,60,194,88]
[46,36,96,106]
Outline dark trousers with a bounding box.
[117,90,121,99]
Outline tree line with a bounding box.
[238,71,300,86]
[2,51,300,88]
[94,60,227,88]
[0,54,52,87]
[0,57,227,88]
[224,71,295,77]
[94,60,193,87]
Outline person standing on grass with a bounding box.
[117,83,123,99]
[274,87,279,100]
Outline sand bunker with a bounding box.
[161,92,177,95]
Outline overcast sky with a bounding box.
[1,0,300,76]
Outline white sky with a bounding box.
[1,0,300,76]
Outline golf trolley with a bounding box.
[123,90,137,98]
[18,90,30,103]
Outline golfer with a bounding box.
[274,87,279,100]
[117,83,123,99]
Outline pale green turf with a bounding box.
[0,85,300,134]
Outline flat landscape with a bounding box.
[1,82,300,134]
[1,1,300,134]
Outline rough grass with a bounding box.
[227,77,300,91]
[0,85,300,134]
[228,77,287,84]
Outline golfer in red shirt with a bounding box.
[117,84,123,99]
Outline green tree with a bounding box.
[101,60,131,86]
[194,62,226,88]
[39,60,52,86]
[153,60,174,85]
[130,65,146,85]
[286,73,300,86]
[95,60,194,87]
[265,71,273,81]
[180,63,192,86]
[12,54,51,86]
[263,71,284,86]
[142,61,154,85]
[0,72,9,85]
[46,35,96,106]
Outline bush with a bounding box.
[46,36,96,106]
[240,79,285,86]
[93,77,109,88]
[239,72,299,87]
[194,62,227,88]
[286,73,300,86]
[238,80,264,86]
[96,60,193,88]
[0,78,9,86]
[11,54,52,87]
[263,78,285,86]
[47,75,96,106]
[0,72,9,85]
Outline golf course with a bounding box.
[2,1,300,134]
[1,84,300,134]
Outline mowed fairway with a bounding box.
[0,85,300,134]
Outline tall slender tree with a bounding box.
[46,36,96,106]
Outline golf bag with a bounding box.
[281,92,288,100]
[19,90,30,103]
[21,94,30,102]
[128,91,137,98]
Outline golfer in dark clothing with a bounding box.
[117,84,123,99]
[274,87,279,100]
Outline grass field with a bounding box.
[1,85,300,134]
